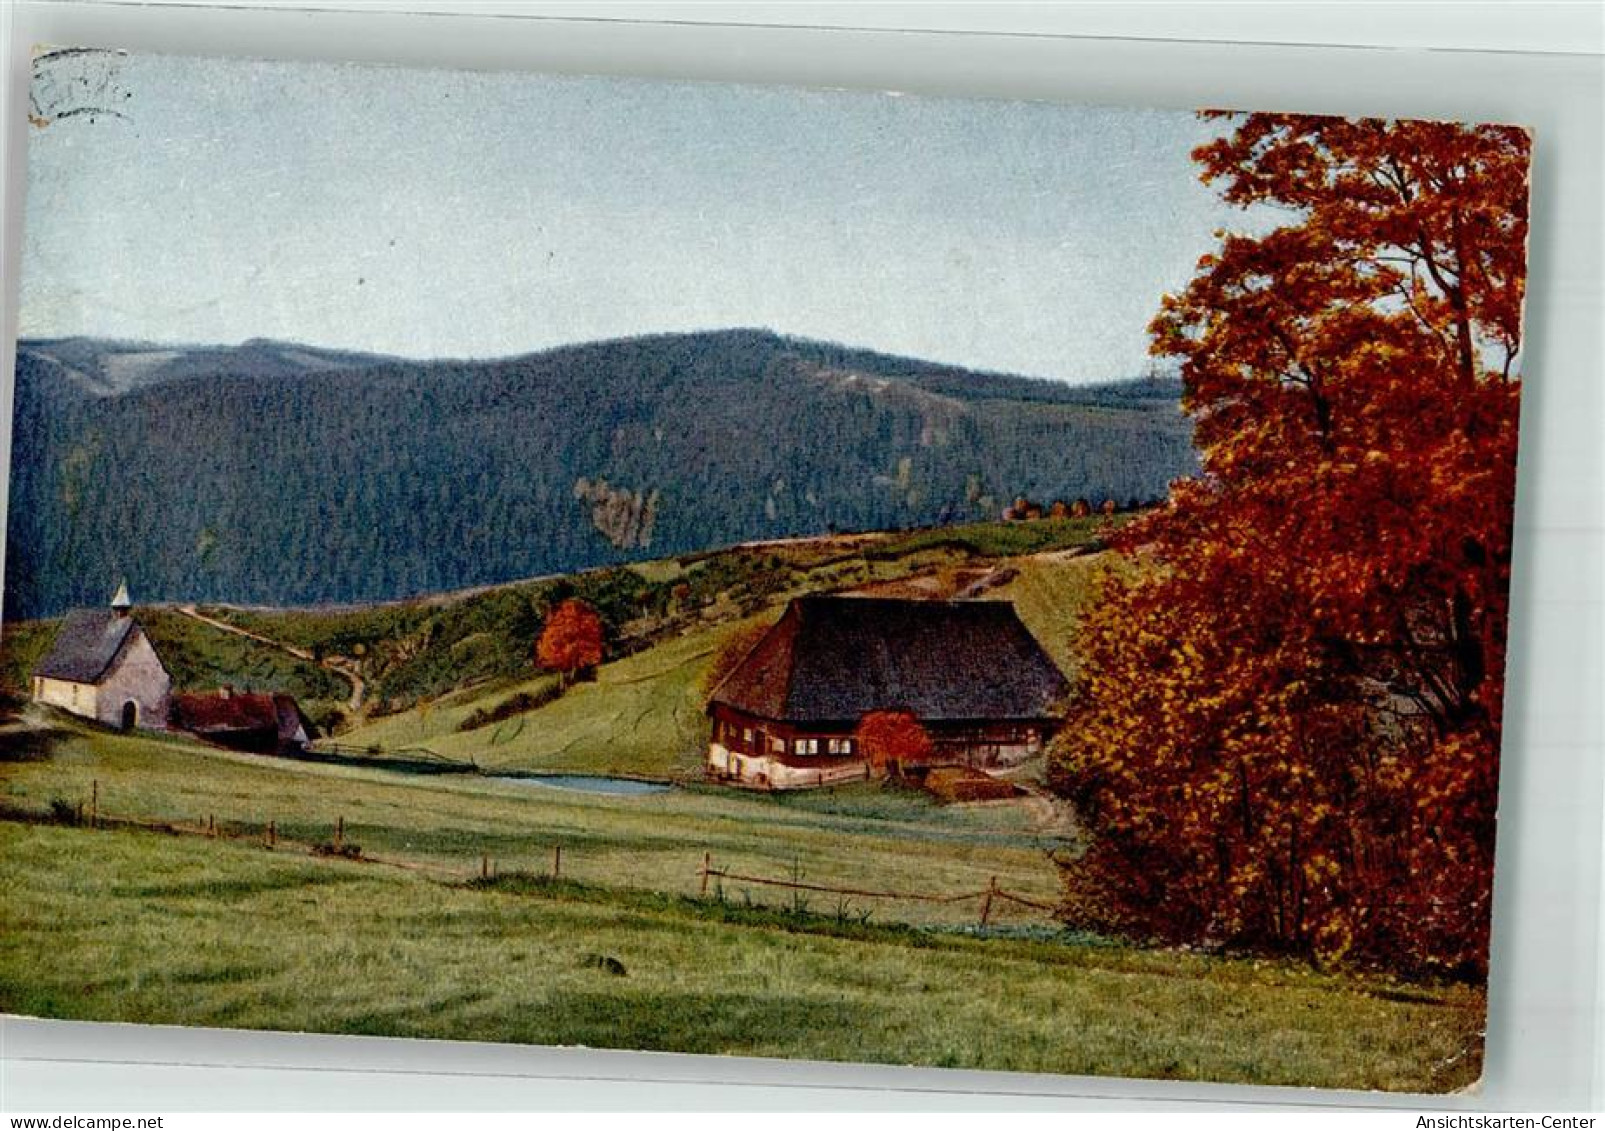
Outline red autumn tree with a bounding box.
[535,598,604,686]
[1050,114,1530,977]
[855,709,934,777]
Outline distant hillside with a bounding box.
[6,329,1192,618]
[2,515,1115,745]
[17,336,399,397]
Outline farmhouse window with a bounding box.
[827,738,853,755]
[770,736,785,754]
[743,727,753,747]
[794,738,819,755]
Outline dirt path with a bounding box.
[175,605,366,712]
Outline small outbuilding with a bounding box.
[706,596,1068,790]
[31,583,171,731]
[169,689,312,755]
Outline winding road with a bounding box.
[174,605,366,712]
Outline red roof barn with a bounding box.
[169,689,311,755]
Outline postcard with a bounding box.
[1,48,1531,1092]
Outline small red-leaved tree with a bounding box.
[536,598,604,686]
[855,710,934,778]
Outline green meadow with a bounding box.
[332,520,1122,777]
[340,624,740,779]
[0,716,1486,1091]
[0,718,1060,925]
[0,525,1486,1091]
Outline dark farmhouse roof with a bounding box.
[710,597,1069,724]
[32,610,140,684]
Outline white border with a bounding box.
[1,0,1600,1113]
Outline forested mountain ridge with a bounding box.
[6,329,1193,618]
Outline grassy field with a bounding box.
[0,518,1489,1090]
[342,622,739,778]
[0,716,1063,927]
[0,715,1486,1090]
[339,546,1116,779]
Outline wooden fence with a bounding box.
[297,743,478,774]
[696,851,1058,927]
[15,780,1061,928]
[39,785,475,880]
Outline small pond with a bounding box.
[489,774,672,796]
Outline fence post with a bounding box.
[481,854,489,881]
[335,815,344,851]
[552,844,562,881]
[700,851,711,898]
[267,820,276,848]
[208,813,215,838]
[979,875,998,928]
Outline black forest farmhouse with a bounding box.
[706,596,1067,789]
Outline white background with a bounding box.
[0,0,1601,1114]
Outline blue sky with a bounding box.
[21,51,1246,383]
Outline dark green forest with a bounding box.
[6,329,1192,618]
